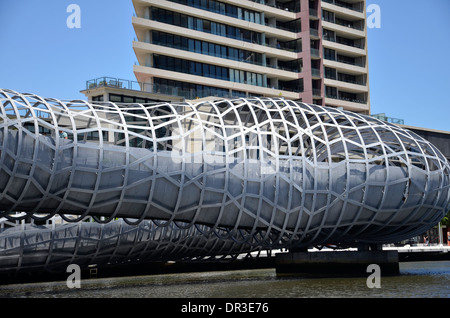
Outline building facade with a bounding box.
[131,0,370,114]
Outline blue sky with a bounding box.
[0,0,449,131]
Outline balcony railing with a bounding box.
[311,48,320,58]
[313,88,322,97]
[309,8,318,17]
[325,94,367,104]
[371,113,405,125]
[87,77,143,91]
[311,68,321,78]
[86,77,272,101]
[310,28,319,37]
[322,0,364,13]
[86,76,191,98]
[323,35,365,50]
[325,56,365,68]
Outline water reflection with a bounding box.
[0,261,449,298]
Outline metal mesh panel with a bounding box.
[0,88,449,272]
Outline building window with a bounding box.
[151,31,265,68]
[324,48,336,61]
[325,86,337,99]
[150,8,262,45]
[154,77,231,99]
[325,67,337,80]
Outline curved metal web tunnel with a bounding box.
[0,88,449,273]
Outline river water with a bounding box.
[0,261,448,299]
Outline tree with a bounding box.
[440,210,450,227]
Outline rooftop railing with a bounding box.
[86,77,144,91]
[371,113,405,125]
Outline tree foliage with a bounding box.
[441,210,450,226]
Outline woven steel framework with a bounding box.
[1,88,449,272]
[0,217,270,273]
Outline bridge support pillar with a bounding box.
[275,250,399,277]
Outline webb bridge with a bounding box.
[0,88,449,275]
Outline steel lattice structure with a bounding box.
[0,217,271,273]
[1,88,449,273]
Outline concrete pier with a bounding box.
[275,250,400,277]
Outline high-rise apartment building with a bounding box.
[131,0,370,114]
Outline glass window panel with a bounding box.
[255,13,260,24]
[109,94,122,102]
[196,18,203,31]
[257,74,262,87]
[202,41,208,54]
[167,33,173,45]
[152,31,159,44]
[190,61,196,74]
[203,20,211,33]
[203,64,210,77]
[195,62,202,75]
[215,44,221,57]
[167,56,174,70]
[180,14,188,27]
[195,40,201,53]
[223,67,229,80]
[174,35,181,49]
[173,12,180,26]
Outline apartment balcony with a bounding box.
[133,42,299,81]
[138,0,298,41]
[311,48,321,59]
[266,0,301,13]
[132,18,299,59]
[324,78,368,93]
[134,64,301,100]
[325,98,369,114]
[322,21,365,38]
[324,95,369,113]
[323,58,367,75]
[310,28,319,39]
[313,88,322,97]
[325,92,367,104]
[311,68,321,79]
[321,0,365,19]
[309,8,318,19]
[322,39,366,57]
[245,0,297,21]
